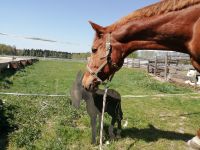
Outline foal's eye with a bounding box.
[92,48,97,53]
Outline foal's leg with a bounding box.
[116,119,122,138]
[109,117,116,139]
[90,116,97,144]
[98,113,106,141]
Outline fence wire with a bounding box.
[0,92,200,98]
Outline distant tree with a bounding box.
[12,45,17,56]
[71,52,90,59]
[0,44,15,55]
[0,43,74,58]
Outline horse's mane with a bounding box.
[108,0,200,32]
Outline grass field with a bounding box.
[0,60,200,150]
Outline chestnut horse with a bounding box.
[82,0,200,91]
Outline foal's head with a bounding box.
[82,22,124,91]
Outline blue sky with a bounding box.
[0,0,159,52]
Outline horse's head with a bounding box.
[82,21,124,91]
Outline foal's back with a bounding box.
[92,89,121,116]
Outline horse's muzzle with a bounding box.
[82,72,99,91]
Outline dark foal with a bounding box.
[70,71,123,144]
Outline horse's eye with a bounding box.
[92,48,97,53]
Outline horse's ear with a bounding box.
[89,21,105,36]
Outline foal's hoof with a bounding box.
[105,141,110,145]
[116,135,121,139]
[91,141,96,145]
[109,134,115,140]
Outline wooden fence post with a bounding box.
[138,59,140,68]
[132,58,134,68]
[154,56,157,75]
[147,60,150,73]
[164,54,168,80]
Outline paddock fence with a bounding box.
[0,56,39,73]
[123,55,200,87]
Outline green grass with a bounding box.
[108,96,200,150]
[0,60,85,94]
[0,60,200,150]
[110,68,192,95]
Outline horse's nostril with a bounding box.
[89,84,92,90]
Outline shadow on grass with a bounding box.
[122,124,194,149]
[0,69,16,80]
[122,124,194,142]
[0,69,17,89]
[0,99,18,150]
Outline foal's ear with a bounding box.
[76,70,84,83]
[89,21,105,37]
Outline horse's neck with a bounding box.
[112,6,200,57]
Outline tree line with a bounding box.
[0,43,138,59]
[0,44,17,55]
[0,43,90,59]
[22,49,72,59]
